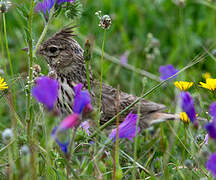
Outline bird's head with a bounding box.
[37,27,84,73]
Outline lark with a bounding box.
[36,27,176,128]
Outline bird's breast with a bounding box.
[56,76,75,115]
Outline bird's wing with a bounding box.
[94,83,170,127]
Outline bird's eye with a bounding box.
[49,46,58,53]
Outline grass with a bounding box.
[0,0,216,179]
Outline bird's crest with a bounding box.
[48,26,77,41]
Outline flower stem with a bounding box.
[98,30,106,115]
[86,61,91,93]
[8,145,13,180]
[33,7,54,57]
[0,15,7,78]
[113,85,123,180]
[3,13,16,111]
[132,101,141,179]
[26,0,34,141]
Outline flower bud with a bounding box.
[20,145,30,156]
[2,128,13,144]
[0,1,12,13]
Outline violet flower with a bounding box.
[52,83,92,153]
[120,51,130,66]
[81,121,90,135]
[204,134,208,145]
[180,92,196,123]
[159,64,178,81]
[73,83,92,114]
[32,76,59,111]
[205,102,216,139]
[35,0,75,18]
[109,112,140,142]
[58,114,80,131]
[209,102,216,118]
[206,153,216,177]
[51,127,69,154]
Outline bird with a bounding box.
[36,27,177,129]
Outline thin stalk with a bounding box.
[3,13,16,110]
[113,85,122,180]
[26,0,34,141]
[132,100,141,179]
[182,124,188,164]
[86,61,91,93]
[89,52,207,138]
[98,30,106,114]
[8,146,13,180]
[0,15,7,78]
[68,127,78,159]
[33,7,55,57]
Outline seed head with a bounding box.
[95,11,111,29]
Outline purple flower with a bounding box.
[56,139,69,154]
[180,92,196,123]
[81,121,90,135]
[35,0,75,18]
[73,83,92,114]
[59,113,80,130]
[120,51,130,66]
[205,122,216,139]
[209,102,216,118]
[57,0,74,5]
[206,153,216,177]
[51,127,69,154]
[205,103,216,139]
[35,0,55,17]
[159,64,178,81]
[109,112,140,141]
[32,76,59,111]
[204,134,208,144]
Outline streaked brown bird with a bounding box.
[36,27,176,128]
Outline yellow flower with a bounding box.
[0,76,8,90]
[202,72,211,80]
[174,81,193,91]
[180,112,190,123]
[200,78,216,91]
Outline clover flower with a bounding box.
[35,0,75,18]
[200,78,216,91]
[206,153,216,177]
[180,92,196,123]
[159,64,178,81]
[180,112,190,123]
[109,112,140,142]
[174,81,193,91]
[0,76,8,90]
[32,76,59,111]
